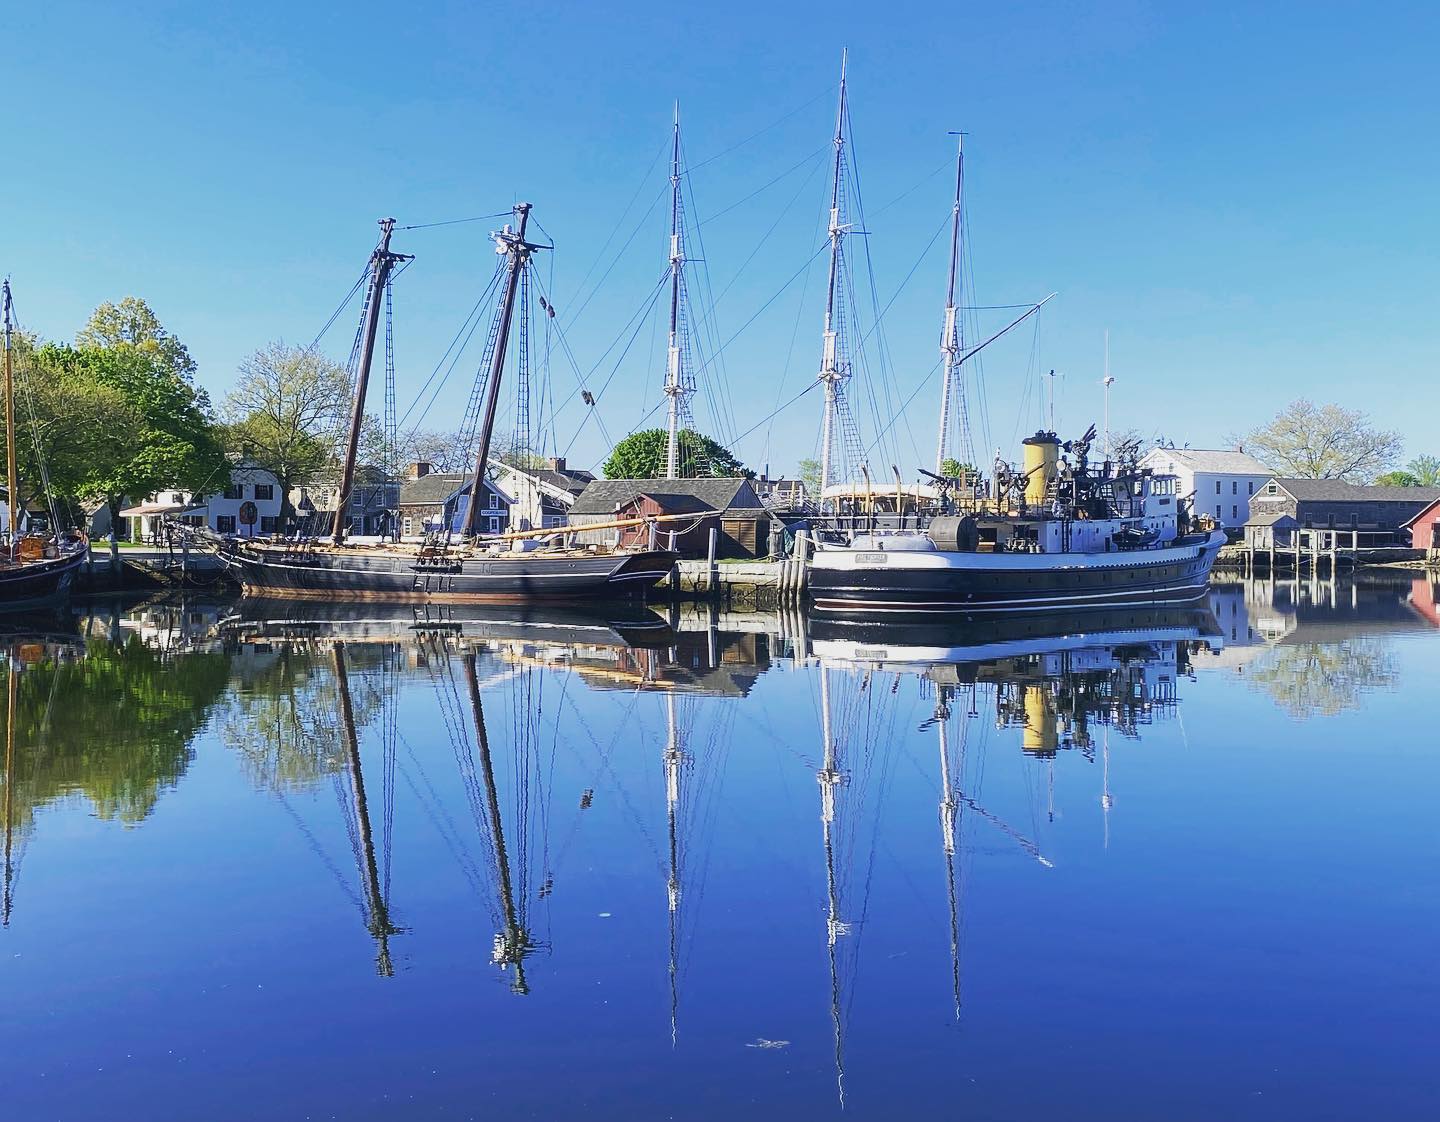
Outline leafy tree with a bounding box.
[798,457,821,499]
[1376,470,1420,487]
[938,457,979,480]
[224,342,351,523]
[73,340,228,548]
[1241,400,1402,482]
[6,633,231,830]
[602,428,749,479]
[8,341,136,521]
[1406,454,1440,486]
[77,297,198,383]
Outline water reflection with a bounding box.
[2,582,1437,1117]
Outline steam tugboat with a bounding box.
[808,427,1227,616]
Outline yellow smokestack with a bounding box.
[1022,685,1057,755]
[1022,431,1060,507]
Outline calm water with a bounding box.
[1,577,1437,1120]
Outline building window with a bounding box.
[224,483,244,500]
[488,517,501,534]
[1248,481,1255,495]
[1232,481,1238,494]
[1266,482,1277,494]
[1232,505,1238,519]
[216,515,236,533]
[1215,504,1222,518]
[254,483,274,500]
[260,516,277,533]
[488,492,498,509]
[1350,513,1359,528]
[1215,480,1221,494]
[403,517,413,536]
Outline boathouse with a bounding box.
[1246,478,1440,545]
[566,477,777,559]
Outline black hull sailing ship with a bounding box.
[0,281,87,611]
[194,206,677,604]
[213,541,677,605]
[795,70,1223,618]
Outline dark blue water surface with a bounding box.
[1,575,1437,1121]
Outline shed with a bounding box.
[567,477,776,559]
[1248,478,1440,544]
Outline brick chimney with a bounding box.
[547,456,566,473]
[406,461,433,479]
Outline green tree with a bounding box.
[1376,470,1420,487]
[938,457,979,479]
[1242,400,1402,482]
[9,341,136,520]
[798,457,821,500]
[602,428,749,479]
[77,297,197,382]
[224,342,351,524]
[74,341,229,548]
[6,633,231,829]
[1406,454,1440,486]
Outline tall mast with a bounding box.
[936,686,962,1021]
[817,667,850,1107]
[663,692,684,1043]
[466,204,536,538]
[817,51,849,500]
[2,660,15,928]
[663,106,691,480]
[3,281,18,552]
[333,645,399,976]
[935,136,965,474]
[463,652,533,994]
[333,220,409,545]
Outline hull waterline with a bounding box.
[214,543,678,605]
[808,531,1227,616]
[0,546,87,612]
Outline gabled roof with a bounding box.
[490,459,594,500]
[1245,509,1298,527]
[1267,479,1440,504]
[1141,448,1275,475]
[1402,497,1440,529]
[399,472,469,505]
[568,477,757,517]
[399,473,512,507]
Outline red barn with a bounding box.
[1402,498,1440,557]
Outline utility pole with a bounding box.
[333,220,410,545]
[935,134,965,474]
[663,105,691,479]
[466,204,536,538]
[817,50,850,502]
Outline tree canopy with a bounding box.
[1376,470,1420,487]
[1405,454,1440,486]
[224,342,352,519]
[1241,400,1402,483]
[602,428,749,480]
[77,297,198,383]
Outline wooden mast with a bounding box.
[3,659,17,928]
[463,651,533,993]
[333,220,409,545]
[464,204,535,538]
[817,667,850,1108]
[333,644,400,976]
[3,280,18,553]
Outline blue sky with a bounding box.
[6,1,1438,476]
